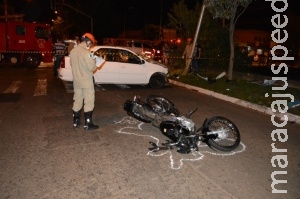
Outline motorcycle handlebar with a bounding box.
[186,108,198,118]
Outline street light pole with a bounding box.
[60,2,93,34]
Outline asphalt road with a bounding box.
[0,64,299,199]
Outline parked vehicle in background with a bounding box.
[153,43,164,63]
[153,40,181,64]
[58,45,169,89]
[124,41,155,59]
[0,21,53,68]
[64,39,78,55]
[103,38,157,58]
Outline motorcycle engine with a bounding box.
[177,139,192,154]
[177,116,195,134]
[160,121,179,142]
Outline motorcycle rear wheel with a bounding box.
[205,116,240,152]
[124,100,152,123]
[145,95,180,116]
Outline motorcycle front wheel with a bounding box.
[205,116,240,152]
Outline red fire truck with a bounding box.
[0,21,53,68]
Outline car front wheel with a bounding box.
[149,73,165,89]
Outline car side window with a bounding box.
[118,50,130,63]
[94,48,119,62]
[117,50,140,64]
[129,53,140,64]
[106,49,114,61]
[94,49,107,60]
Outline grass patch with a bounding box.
[168,69,300,116]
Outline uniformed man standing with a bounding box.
[69,33,101,130]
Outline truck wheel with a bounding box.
[9,54,20,64]
[24,53,42,68]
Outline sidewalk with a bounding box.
[169,79,300,125]
[233,71,300,89]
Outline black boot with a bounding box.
[73,110,81,128]
[84,111,99,130]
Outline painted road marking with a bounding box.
[94,84,106,90]
[62,81,74,93]
[34,79,47,96]
[3,80,47,96]
[116,84,130,89]
[4,81,22,93]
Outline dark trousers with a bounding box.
[53,55,64,76]
[190,59,200,74]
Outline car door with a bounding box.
[117,49,148,84]
[93,48,120,83]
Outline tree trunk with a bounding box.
[227,18,235,81]
[182,58,191,76]
[227,0,239,81]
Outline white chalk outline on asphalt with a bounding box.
[115,116,246,170]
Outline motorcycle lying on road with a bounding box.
[123,95,241,154]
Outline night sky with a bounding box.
[2,0,179,38]
[236,0,300,31]
[2,0,300,42]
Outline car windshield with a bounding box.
[139,54,153,61]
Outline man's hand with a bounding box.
[93,61,106,74]
[97,60,106,69]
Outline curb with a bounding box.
[169,79,300,125]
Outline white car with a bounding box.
[58,46,169,88]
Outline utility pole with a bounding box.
[4,0,8,21]
[183,4,206,76]
[0,0,24,21]
[159,0,163,40]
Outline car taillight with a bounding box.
[59,57,65,68]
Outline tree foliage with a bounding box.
[204,0,251,20]
[204,0,252,80]
[167,0,201,39]
[200,13,230,70]
[51,2,90,40]
[167,0,230,72]
[142,24,160,40]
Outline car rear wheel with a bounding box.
[149,73,165,89]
